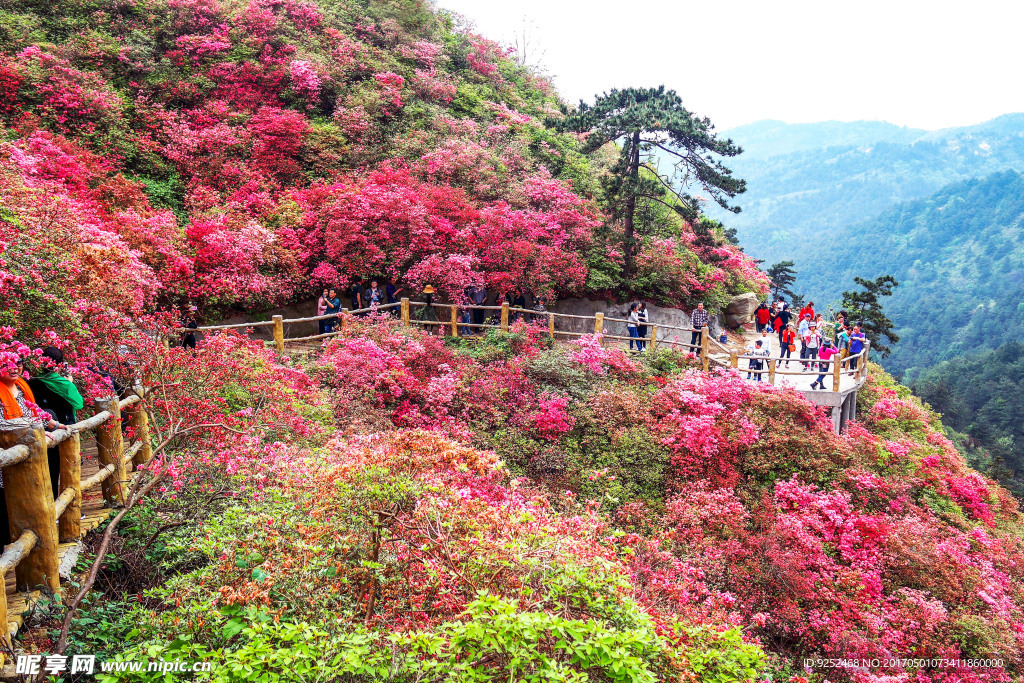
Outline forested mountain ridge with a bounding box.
[783,170,1024,377]
[712,114,1024,264]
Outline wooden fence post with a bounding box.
[548,313,555,339]
[832,352,842,392]
[700,327,710,372]
[272,315,284,352]
[96,397,127,507]
[861,340,871,379]
[58,432,82,543]
[730,350,738,368]
[650,325,657,351]
[0,425,60,592]
[768,358,777,384]
[128,397,152,469]
[594,312,604,347]
[450,305,459,337]
[500,303,509,331]
[400,298,410,326]
[340,308,349,334]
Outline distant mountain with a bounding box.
[788,170,1024,378]
[712,114,1024,265]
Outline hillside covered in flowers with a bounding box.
[0,0,766,336]
[57,319,1022,683]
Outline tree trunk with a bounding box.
[623,131,641,278]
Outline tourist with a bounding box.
[799,300,816,323]
[364,280,384,310]
[348,277,363,313]
[779,323,796,367]
[1,355,66,545]
[532,298,548,325]
[385,280,402,317]
[836,325,851,367]
[181,309,198,350]
[28,347,84,499]
[811,340,840,390]
[469,285,488,330]
[690,303,709,348]
[798,314,811,365]
[637,302,649,353]
[627,303,641,353]
[746,340,769,381]
[416,285,439,334]
[755,302,771,333]
[316,288,330,334]
[324,288,341,332]
[803,321,821,368]
[758,329,773,357]
[849,326,866,369]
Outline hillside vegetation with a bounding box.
[58,320,1024,683]
[0,0,765,333]
[778,170,1024,377]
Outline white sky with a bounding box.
[434,0,1023,131]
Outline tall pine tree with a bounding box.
[557,87,745,276]
[766,260,799,302]
[842,275,900,357]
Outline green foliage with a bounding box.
[912,341,1024,492]
[558,86,744,275]
[765,260,799,303]
[842,274,899,357]
[681,626,765,683]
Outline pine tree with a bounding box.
[766,261,799,302]
[556,87,745,276]
[842,275,900,357]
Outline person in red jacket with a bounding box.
[755,302,771,332]
[799,301,816,323]
[779,324,796,367]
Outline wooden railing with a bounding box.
[0,388,152,646]
[189,299,872,390]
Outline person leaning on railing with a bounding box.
[690,303,709,347]
[0,354,68,547]
[28,347,84,500]
[849,326,866,370]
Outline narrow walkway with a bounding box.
[4,437,111,640]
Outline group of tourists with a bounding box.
[315,277,404,333]
[0,348,85,545]
[747,299,867,388]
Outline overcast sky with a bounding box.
[434,0,1022,131]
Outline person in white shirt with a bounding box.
[758,329,773,357]
[746,340,769,381]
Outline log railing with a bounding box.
[0,388,152,646]
[189,299,871,390]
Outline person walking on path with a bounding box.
[803,321,821,369]
[779,324,796,367]
[849,326,866,370]
[324,288,342,332]
[755,302,771,333]
[690,303,709,348]
[798,315,811,365]
[757,329,773,357]
[637,302,649,353]
[316,288,330,334]
[811,340,840,390]
[746,340,769,381]
[627,303,641,353]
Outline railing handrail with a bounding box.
[0,383,154,646]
